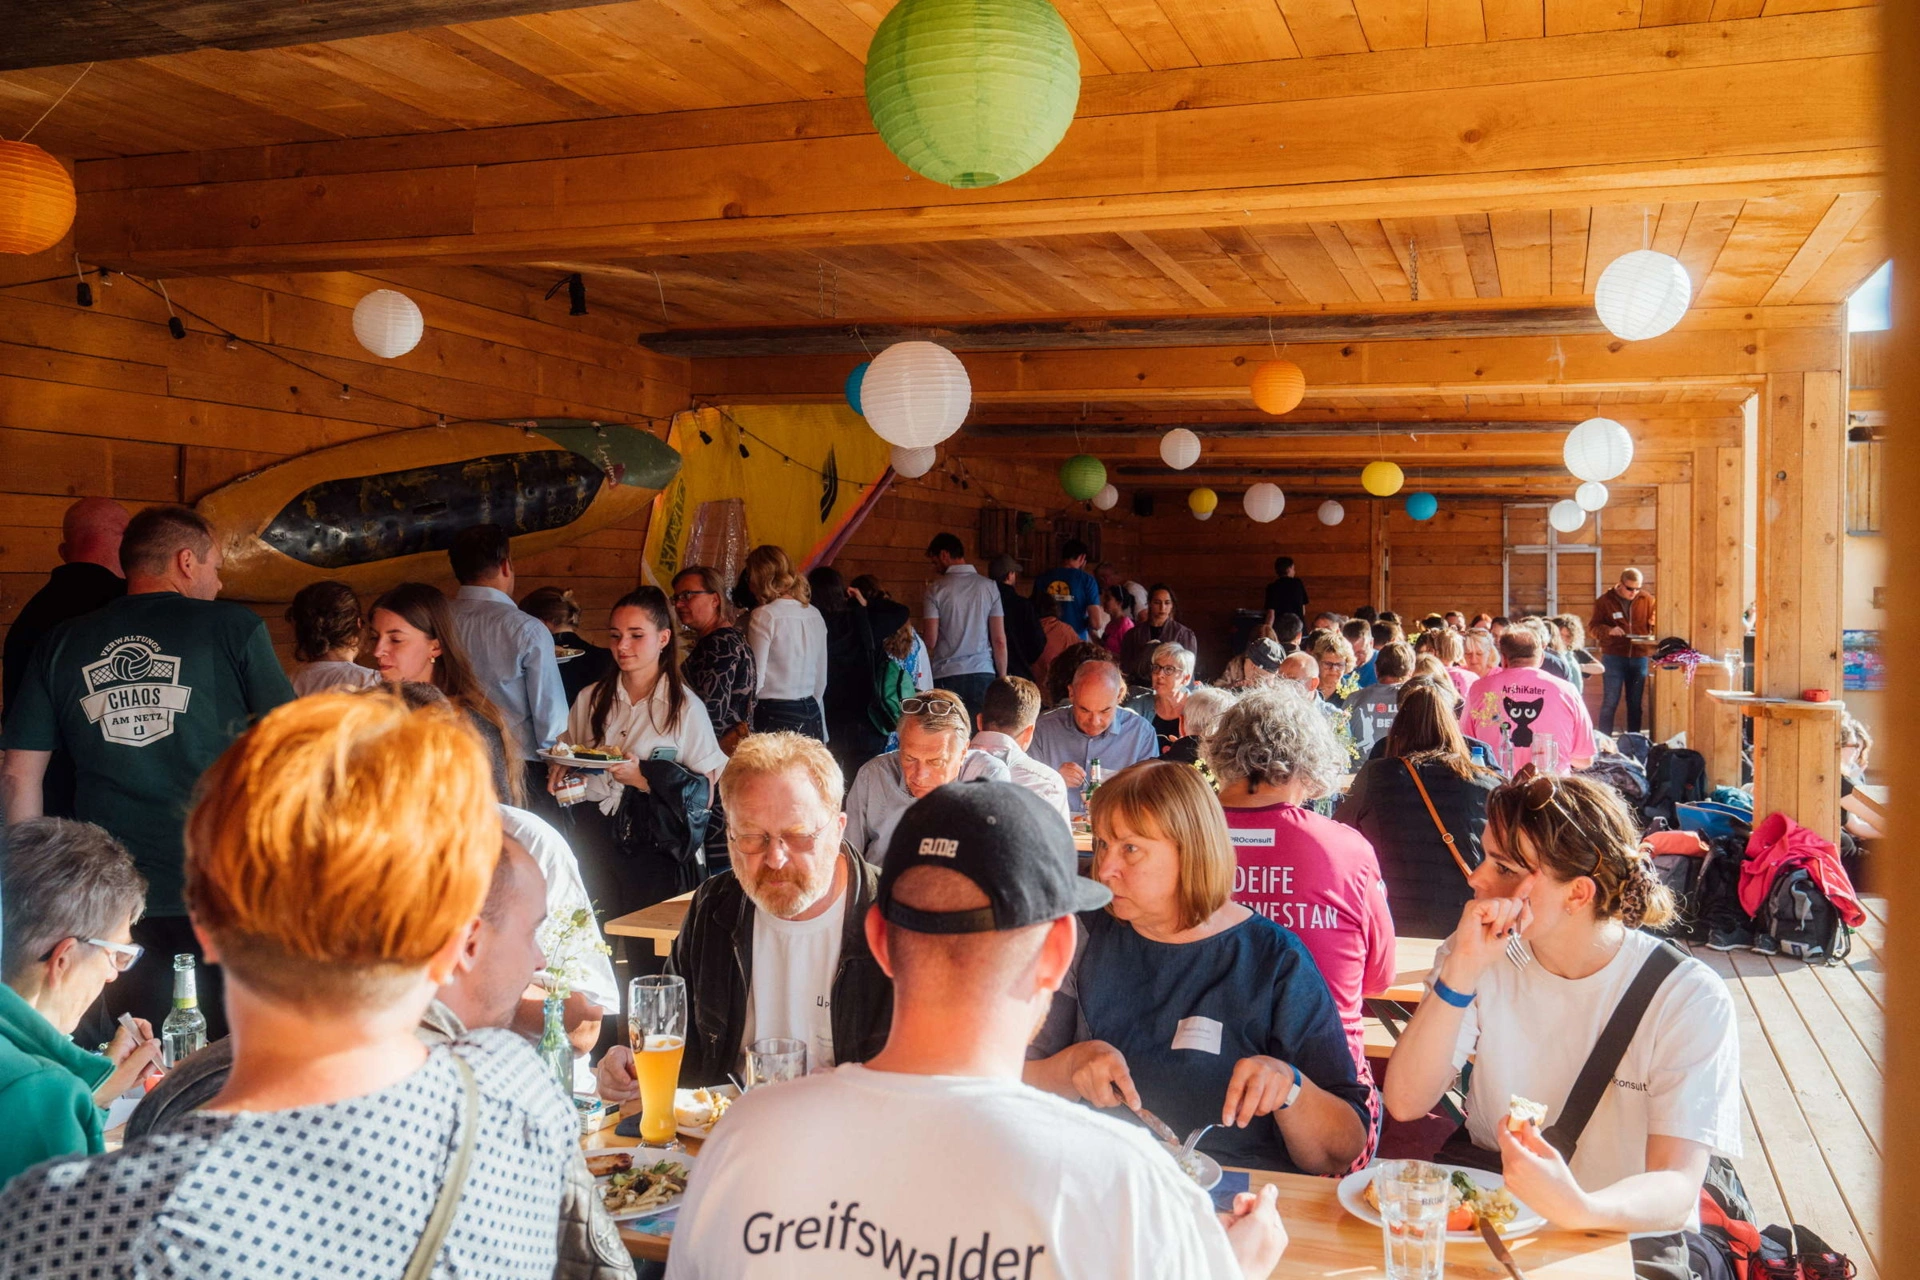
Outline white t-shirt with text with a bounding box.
[742,889,847,1073]
[1436,928,1741,1231]
[664,1065,1240,1280]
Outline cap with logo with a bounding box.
[878,779,1111,934]
[1246,636,1284,672]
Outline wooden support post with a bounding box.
[1653,482,1694,741]
[1751,358,1848,841]
[1690,446,1746,784]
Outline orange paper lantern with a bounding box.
[0,141,77,256]
[1251,359,1306,415]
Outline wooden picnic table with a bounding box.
[591,1101,1631,1276]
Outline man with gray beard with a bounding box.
[596,733,893,1097]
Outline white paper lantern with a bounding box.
[1159,427,1201,471]
[1549,499,1588,534]
[1243,482,1285,523]
[1575,481,1610,512]
[1563,417,1634,483]
[1092,483,1119,511]
[860,340,972,448]
[1594,249,1692,341]
[890,444,937,478]
[1317,499,1345,527]
[1193,509,1213,522]
[351,289,424,359]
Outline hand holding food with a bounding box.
[1495,1114,1589,1226]
[1068,1039,1139,1110]
[1505,1094,1548,1132]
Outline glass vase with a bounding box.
[539,993,573,1096]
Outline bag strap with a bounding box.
[1402,759,1475,880]
[403,1052,480,1280]
[1540,940,1686,1161]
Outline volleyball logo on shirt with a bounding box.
[80,636,192,747]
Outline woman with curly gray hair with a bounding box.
[1206,685,1395,1079]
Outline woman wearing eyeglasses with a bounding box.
[1384,770,1740,1273]
[1124,641,1196,756]
[672,565,757,754]
[0,818,163,1188]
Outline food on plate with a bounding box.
[1362,1169,1521,1234]
[555,646,585,660]
[675,1087,734,1131]
[600,1159,690,1215]
[547,744,574,758]
[584,1152,632,1177]
[1174,1150,1207,1184]
[1505,1094,1548,1132]
[567,746,626,762]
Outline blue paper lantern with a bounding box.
[845,362,870,416]
[1405,491,1438,521]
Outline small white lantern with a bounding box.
[860,341,972,448]
[1193,509,1213,522]
[1317,499,1345,527]
[1092,483,1119,511]
[1159,427,1201,471]
[351,289,424,359]
[1594,249,1692,341]
[1243,482,1285,523]
[890,444,937,478]
[1575,481,1610,512]
[1563,417,1634,483]
[1549,499,1588,534]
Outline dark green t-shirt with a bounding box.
[2,592,294,914]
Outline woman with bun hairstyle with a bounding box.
[284,581,379,696]
[1384,768,1741,1265]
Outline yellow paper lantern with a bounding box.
[1251,359,1306,416]
[1188,487,1219,517]
[0,141,77,256]
[1361,461,1404,496]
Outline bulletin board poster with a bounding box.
[1843,629,1883,691]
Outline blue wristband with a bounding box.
[1432,977,1476,1008]
[1276,1061,1303,1111]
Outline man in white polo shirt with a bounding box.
[969,676,1071,822]
[920,532,1007,722]
[666,780,1287,1280]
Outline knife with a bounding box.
[1129,1104,1180,1146]
[1479,1216,1527,1280]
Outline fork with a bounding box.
[1504,927,1532,970]
[1179,1124,1216,1161]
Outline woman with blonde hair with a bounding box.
[743,544,829,739]
[1024,759,1372,1175]
[1385,769,1741,1254]
[1416,624,1476,704]
[0,693,588,1276]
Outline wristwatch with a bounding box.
[1277,1061,1303,1111]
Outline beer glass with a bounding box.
[628,975,688,1148]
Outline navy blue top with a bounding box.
[1030,910,1373,1173]
[1030,566,1102,638]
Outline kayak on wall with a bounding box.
[197,419,681,602]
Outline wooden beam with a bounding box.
[961,419,1575,439]
[7,0,618,72]
[640,306,1609,357]
[69,13,1880,272]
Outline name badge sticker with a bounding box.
[1229,829,1275,848]
[1171,1016,1224,1055]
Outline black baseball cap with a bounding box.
[1246,636,1284,672]
[878,780,1111,934]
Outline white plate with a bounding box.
[1159,1142,1223,1191]
[1336,1163,1546,1242]
[675,1084,741,1138]
[540,749,621,771]
[555,647,586,663]
[585,1146,697,1222]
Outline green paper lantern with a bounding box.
[865,0,1081,190]
[1060,454,1106,501]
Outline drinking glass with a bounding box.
[1376,1160,1448,1280]
[1536,731,1560,775]
[745,1037,807,1089]
[628,975,687,1148]
[1723,650,1743,689]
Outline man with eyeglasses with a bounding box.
[844,692,1010,862]
[597,732,895,1093]
[0,818,163,1189]
[1587,567,1658,735]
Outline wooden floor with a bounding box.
[1687,898,1886,1279]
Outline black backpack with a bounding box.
[1641,744,1708,830]
[1755,866,1852,964]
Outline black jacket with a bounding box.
[998,584,1046,682]
[669,846,893,1084]
[1334,756,1497,938]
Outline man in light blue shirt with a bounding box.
[919,532,1006,722]
[1027,659,1158,814]
[446,525,568,802]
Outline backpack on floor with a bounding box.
[1641,744,1709,830]
[1755,866,1852,964]
[1694,835,1754,942]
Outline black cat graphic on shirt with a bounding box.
[1503,696,1545,746]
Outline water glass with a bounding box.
[745,1037,807,1089]
[1723,650,1743,688]
[1536,731,1560,775]
[1376,1160,1448,1280]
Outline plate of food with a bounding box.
[1339,1164,1543,1240]
[541,745,625,771]
[584,1148,696,1222]
[555,646,586,662]
[1160,1142,1223,1192]
[675,1084,738,1139]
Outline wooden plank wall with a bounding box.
[0,254,690,673]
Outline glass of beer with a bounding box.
[628,975,687,1149]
